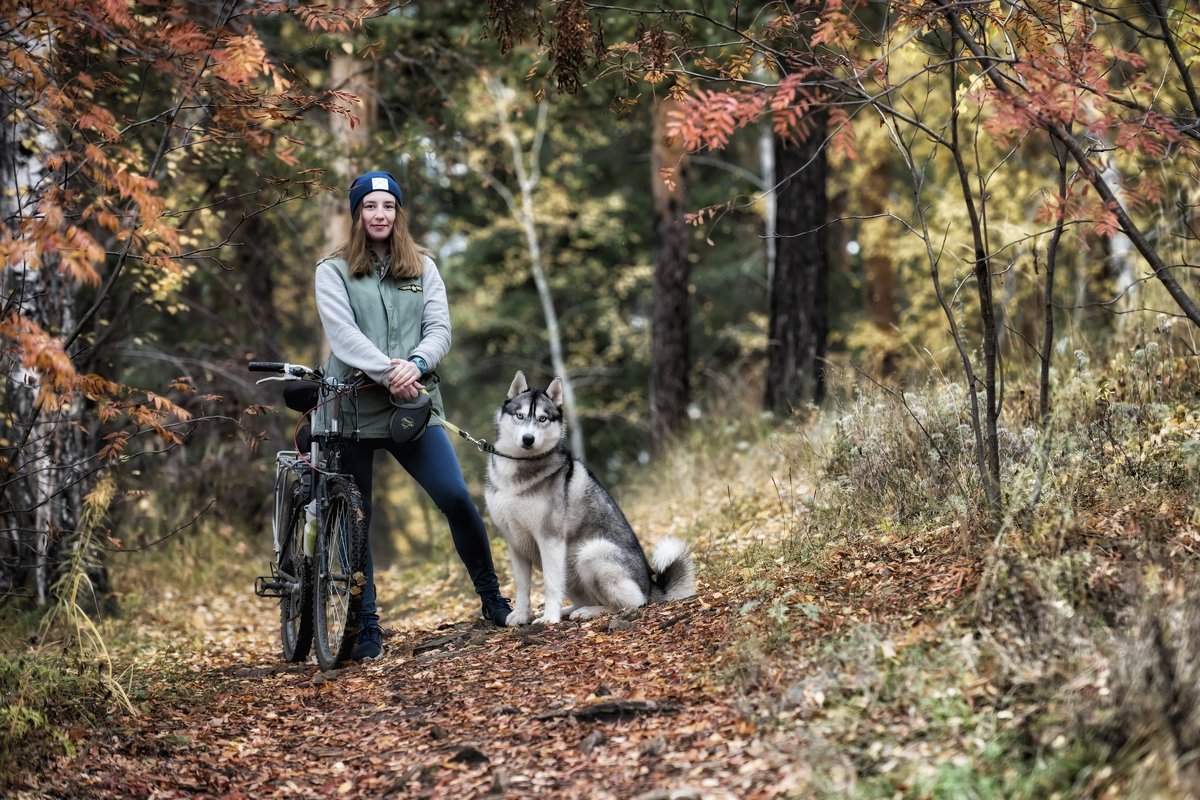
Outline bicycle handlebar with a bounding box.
[248,361,317,379]
[248,361,287,373]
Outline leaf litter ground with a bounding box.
[16,518,985,800]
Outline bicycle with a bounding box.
[250,360,370,670]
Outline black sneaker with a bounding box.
[480,594,513,627]
[351,625,383,661]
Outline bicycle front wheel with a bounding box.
[279,481,313,663]
[312,475,367,670]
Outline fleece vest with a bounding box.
[316,257,444,439]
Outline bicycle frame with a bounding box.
[251,359,370,668]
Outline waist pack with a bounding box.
[388,392,432,444]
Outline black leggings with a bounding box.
[338,426,500,628]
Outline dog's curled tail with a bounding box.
[650,537,697,603]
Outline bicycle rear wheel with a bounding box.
[279,480,313,663]
[312,475,367,670]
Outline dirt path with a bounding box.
[20,523,980,800]
[32,586,770,800]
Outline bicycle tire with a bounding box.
[279,481,313,663]
[312,475,367,670]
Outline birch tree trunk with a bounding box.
[0,20,89,605]
[485,78,585,459]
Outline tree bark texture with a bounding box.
[321,22,377,361]
[766,113,830,412]
[0,91,90,604]
[649,99,691,455]
[862,159,897,333]
[860,153,898,376]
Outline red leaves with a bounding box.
[0,3,338,480]
[48,224,105,287]
[98,431,128,461]
[76,104,119,140]
[809,4,859,50]
[0,303,192,451]
[289,3,363,34]
[668,88,764,153]
[827,106,856,162]
[666,70,838,155]
[214,32,270,88]
[0,314,76,406]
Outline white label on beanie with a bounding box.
[372,177,389,191]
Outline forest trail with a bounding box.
[30,528,978,800]
[43,590,751,799]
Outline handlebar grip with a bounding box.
[248,361,286,373]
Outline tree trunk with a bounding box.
[0,31,90,603]
[321,11,376,362]
[861,156,898,375]
[765,112,830,412]
[242,211,283,358]
[649,99,691,455]
[485,80,585,459]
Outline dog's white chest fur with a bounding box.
[485,466,566,560]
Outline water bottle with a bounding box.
[303,499,318,557]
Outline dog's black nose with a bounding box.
[522,434,535,448]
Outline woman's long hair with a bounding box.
[334,207,430,279]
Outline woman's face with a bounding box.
[360,190,397,242]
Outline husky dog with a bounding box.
[485,371,696,626]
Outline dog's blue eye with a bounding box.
[538,416,548,423]
[515,413,525,420]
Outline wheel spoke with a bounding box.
[322,498,350,637]
[277,477,313,664]
[312,476,365,671]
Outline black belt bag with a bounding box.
[388,392,432,444]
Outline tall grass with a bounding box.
[0,475,134,772]
[714,325,1200,797]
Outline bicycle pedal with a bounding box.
[254,576,285,598]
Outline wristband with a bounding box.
[409,355,429,375]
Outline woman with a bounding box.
[314,170,512,660]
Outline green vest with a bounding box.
[316,258,445,439]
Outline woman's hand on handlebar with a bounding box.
[387,358,424,400]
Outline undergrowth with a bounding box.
[0,475,136,775]
[718,328,1200,798]
[618,325,1199,797]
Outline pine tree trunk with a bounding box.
[765,113,830,412]
[861,156,897,375]
[649,99,691,455]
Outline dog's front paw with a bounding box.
[533,612,561,625]
[505,609,531,627]
[568,605,610,621]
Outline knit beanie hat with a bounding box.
[349,171,403,218]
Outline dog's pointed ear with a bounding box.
[546,377,564,407]
[507,371,528,399]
